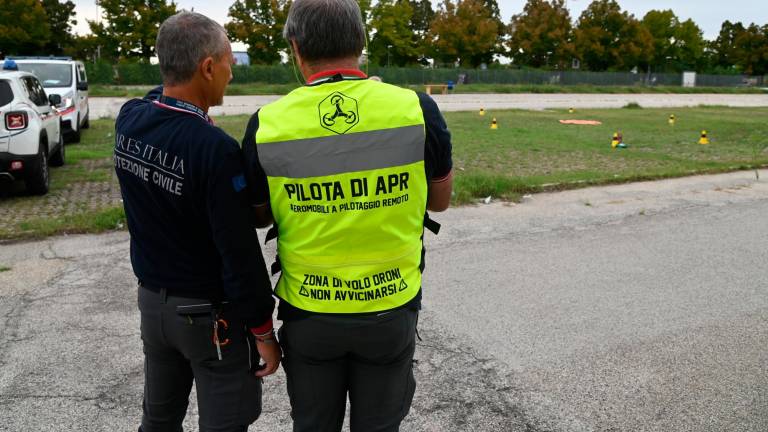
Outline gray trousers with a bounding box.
[138,286,262,432]
[279,307,418,432]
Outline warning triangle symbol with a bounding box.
[299,285,309,297]
[399,280,408,292]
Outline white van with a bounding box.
[12,57,90,143]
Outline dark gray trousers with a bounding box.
[138,286,262,432]
[279,308,418,432]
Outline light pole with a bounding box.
[387,45,392,67]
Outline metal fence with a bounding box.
[370,68,762,87]
[85,62,765,88]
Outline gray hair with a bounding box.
[283,0,365,62]
[156,11,230,86]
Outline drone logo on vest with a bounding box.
[318,92,359,134]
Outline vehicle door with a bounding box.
[22,76,58,148]
[75,63,88,121]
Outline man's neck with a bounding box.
[162,84,209,113]
[301,58,361,82]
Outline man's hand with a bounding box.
[255,338,281,377]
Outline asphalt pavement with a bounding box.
[1,169,767,431]
[89,93,768,119]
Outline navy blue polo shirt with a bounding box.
[115,87,274,327]
[241,72,453,320]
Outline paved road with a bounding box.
[89,93,768,118]
[1,169,767,431]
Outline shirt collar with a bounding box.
[306,69,368,86]
[153,95,213,125]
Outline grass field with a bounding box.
[1,106,767,240]
[88,83,768,97]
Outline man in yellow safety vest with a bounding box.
[241,0,453,430]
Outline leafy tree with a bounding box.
[709,20,746,70]
[641,10,704,72]
[409,0,434,63]
[733,24,768,75]
[480,0,505,65]
[369,0,418,66]
[573,0,653,71]
[428,0,503,67]
[674,18,705,71]
[409,0,434,34]
[507,0,573,69]
[64,34,102,62]
[41,0,77,55]
[226,0,290,65]
[88,0,177,61]
[0,0,51,56]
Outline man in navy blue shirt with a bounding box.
[114,12,279,432]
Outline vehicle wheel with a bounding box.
[26,143,50,195]
[82,111,90,129]
[68,114,81,143]
[50,131,65,167]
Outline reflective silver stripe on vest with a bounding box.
[258,125,424,178]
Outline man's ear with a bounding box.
[200,56,215,82]
[290,40,303,68]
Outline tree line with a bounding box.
[1,0,767,75]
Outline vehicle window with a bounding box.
[0,81,12,106]
[22,77,47,107]
[30,77,49,106]
[77,64,87,83]
[15,63,73,88]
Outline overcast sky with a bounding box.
[72,0,768,43]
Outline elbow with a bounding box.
[251,204,274,228]
[427,199,450,212]
[253,219,273,229]
[426,171,453,212]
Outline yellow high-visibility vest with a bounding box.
[256,78,428,313]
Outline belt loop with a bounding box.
[160,287,168,304]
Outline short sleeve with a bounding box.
[241,111,271,205]
[417,92,453,181]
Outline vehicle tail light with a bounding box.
[10,161,23,171]
[5,112,28,130]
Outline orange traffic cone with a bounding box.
[490,118,498,130]
[479,108,485,116]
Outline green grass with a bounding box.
[3,106,768,240]
[444,106,768,203]
[0,206,126,241]
[0,266,10,272]
[210,106,768,203]
[89,83,768,98]
[52,119,116,190]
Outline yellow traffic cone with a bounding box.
[479,108,485,116]
[611,132,621,149]
[668,114,676,125]
[568,107,575,114]
[698,130,709,145]
[490,118,498,130]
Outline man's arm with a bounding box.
[428,171,453,212]
[252,202,274,228]
[207,146,274,325]
[419,92,453,212]
[207,143,280,376]
[241,111,275,227]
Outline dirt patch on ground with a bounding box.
[0,158,122,235]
